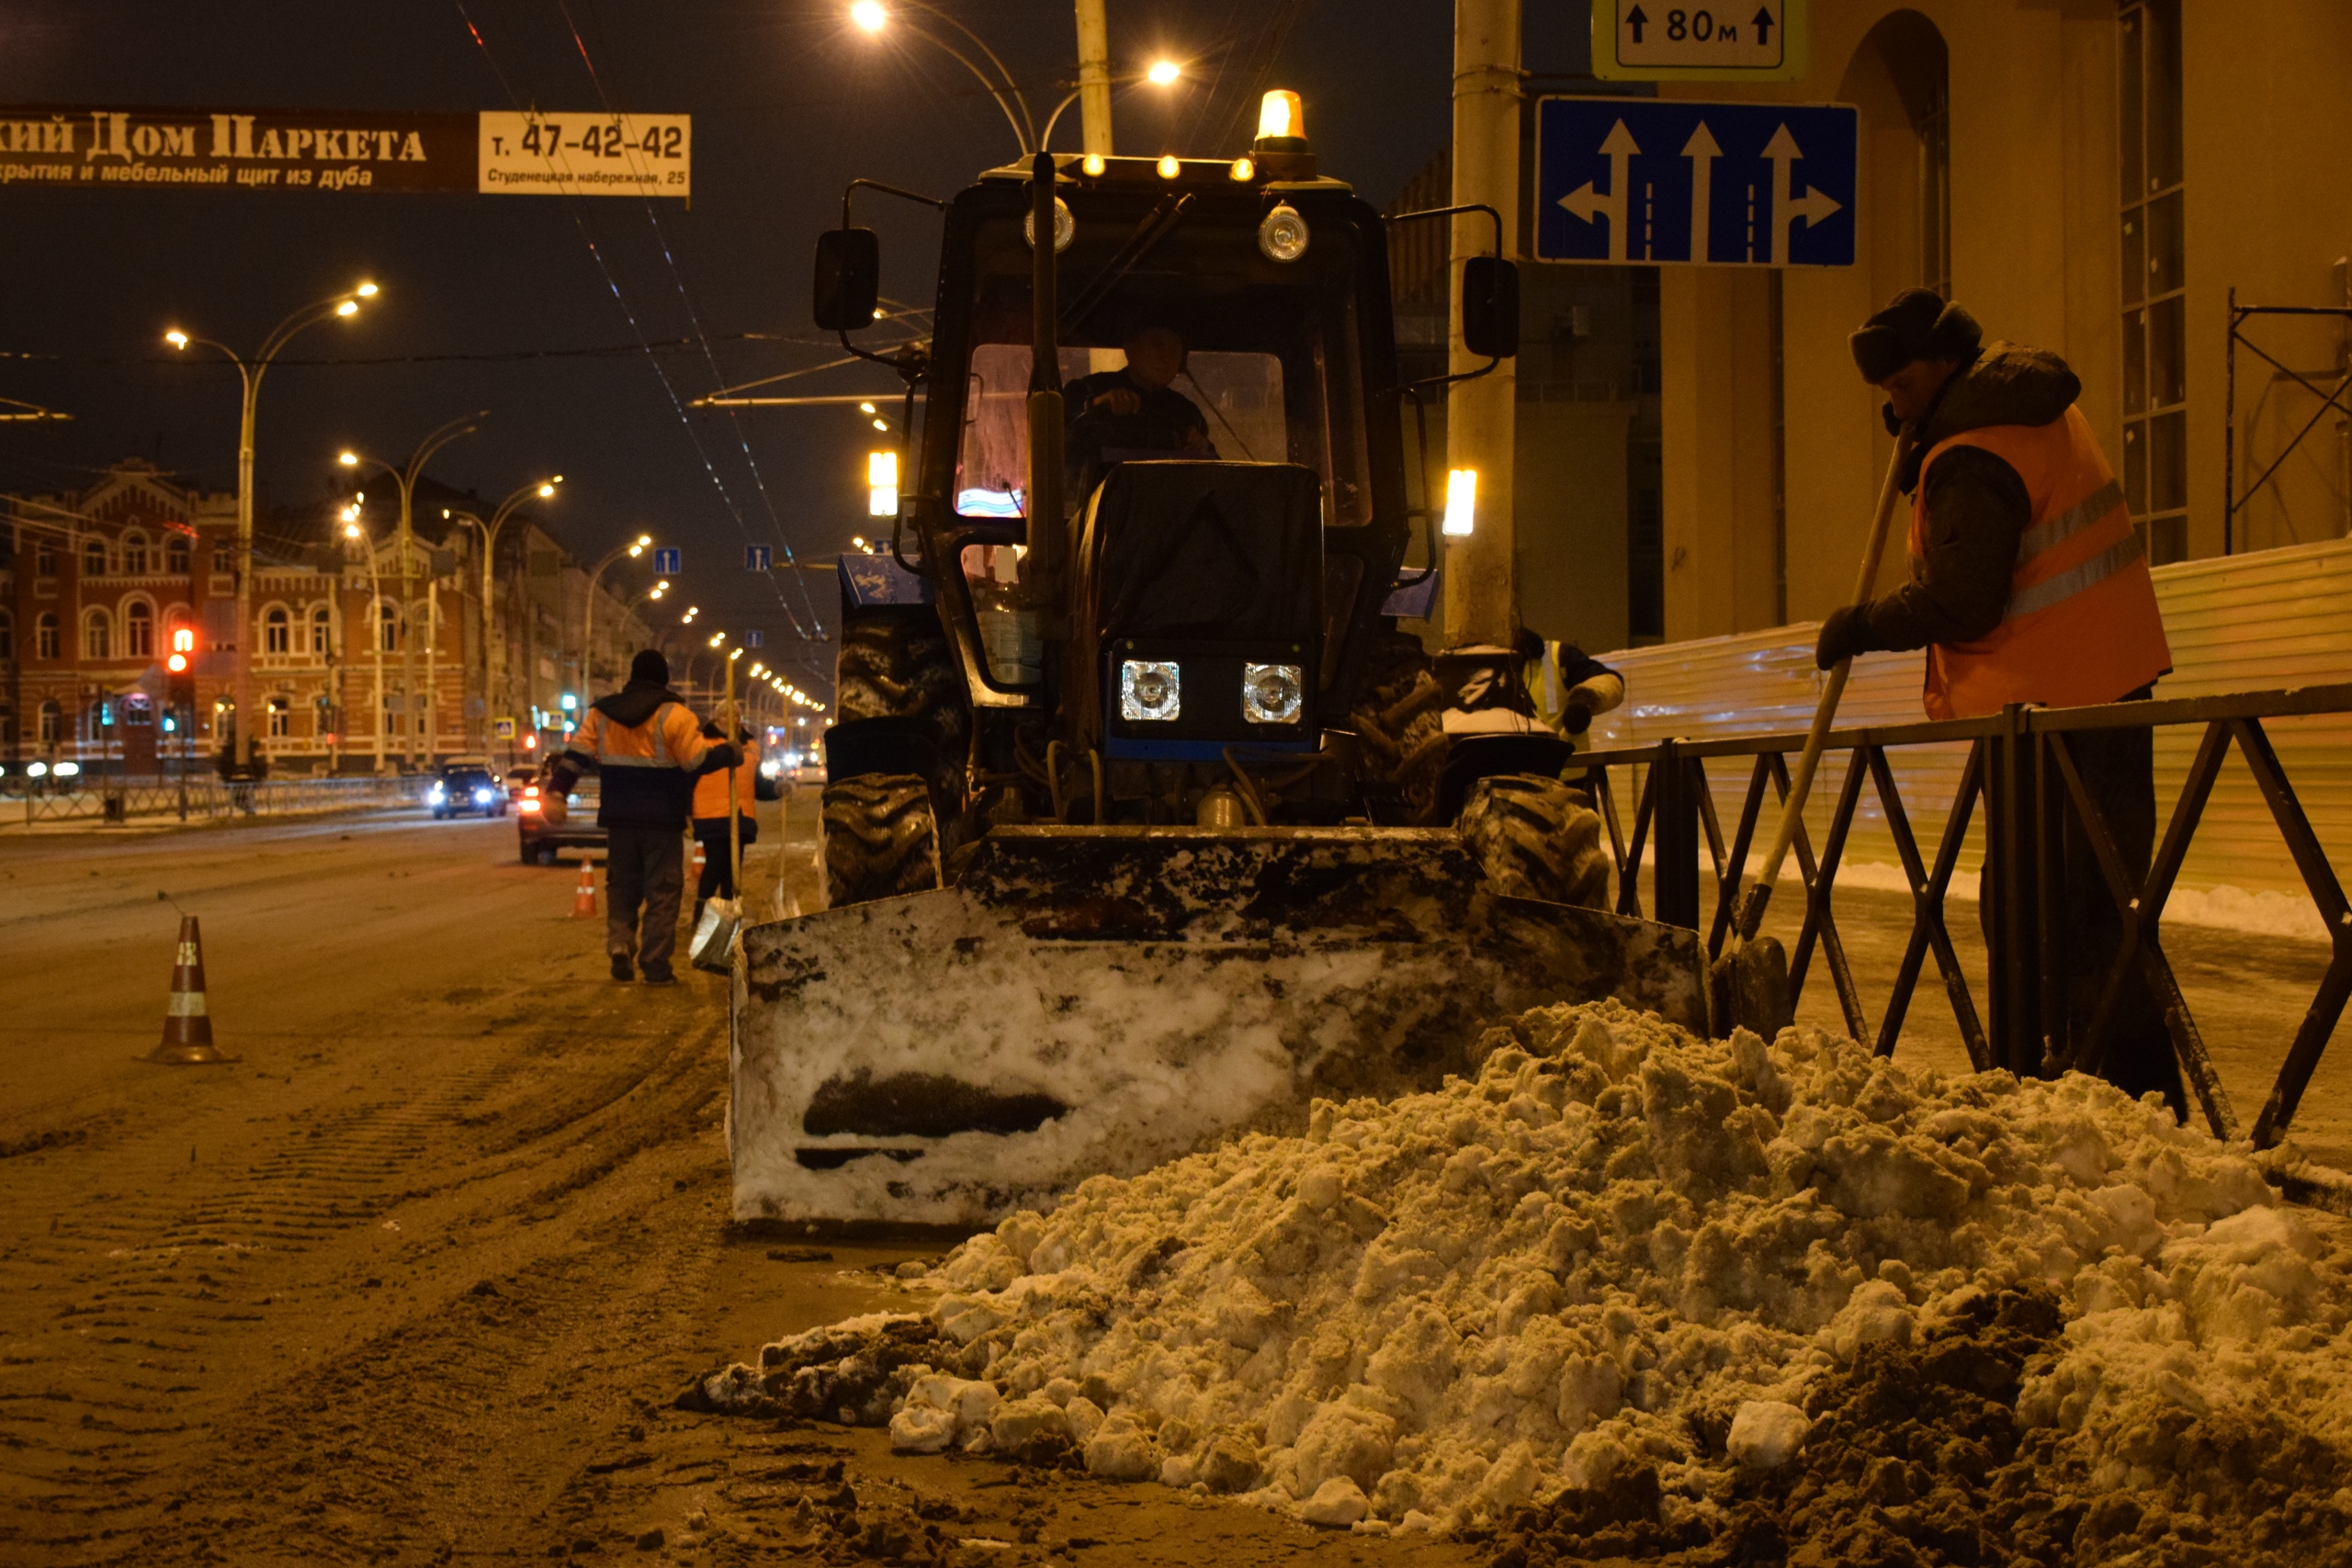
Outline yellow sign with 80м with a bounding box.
[1591,0,1808,82]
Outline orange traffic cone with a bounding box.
[691,839,707,882]
[146,915,236,1065]
[571,858,597,919]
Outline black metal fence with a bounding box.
[1576,682,2352,1147]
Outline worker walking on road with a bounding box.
[691,720,760,923]
[1817,288,2177,1107]
[550,649,740,986]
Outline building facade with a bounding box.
[1,460,653,776]
[1647,0,2352,640]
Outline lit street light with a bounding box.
[165,279,376,773]
[338,412,485,769]
[442,475,562,756]
[581,534,655,694]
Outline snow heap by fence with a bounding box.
[708,1001,2352,1551]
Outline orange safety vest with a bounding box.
[692,736,758,820]
[1910,405,2171,720]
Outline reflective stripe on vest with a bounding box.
[589,702,689,769]
[2015,477,2125,561]
[2006,527,2143,620]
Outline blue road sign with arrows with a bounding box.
[745,544,772,570]
[1534,96,1856,266]
[651,546,682,575]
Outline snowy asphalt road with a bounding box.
[0,801,1481,1567]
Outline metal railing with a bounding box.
[1577,682,2352,1148]
[4,773,428,826]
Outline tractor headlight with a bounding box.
[1241,662,1305,725]
[1257,203,1308,263]
[1024,196,1075,254]
[1119,660,1182,722]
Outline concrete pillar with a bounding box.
[1442,0,1521,649]
[1659,267,1780,639]
[1074,0,1113,156]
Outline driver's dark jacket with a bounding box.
[1061,369,1208,459]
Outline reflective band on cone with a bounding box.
[144,914,236,1065]
[572,858,597,919]
[691,840,706,877]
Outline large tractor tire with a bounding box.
[1457,773,1611,909]
[820,773,942,909]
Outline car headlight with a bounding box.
[1119,660,1182,723]
[475,788,493,803]
[1241,662,1305,725]
[428,784,445,799]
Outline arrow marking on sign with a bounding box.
[1752,5,1776,48]
[1681,121,1721,265]
[1763,124,1842,264]
[1559,119,1641,262]
[1624,3,1649,43]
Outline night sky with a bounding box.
[0,1,1595,697]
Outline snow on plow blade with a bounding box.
[730,826,1703,1226]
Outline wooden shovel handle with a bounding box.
[1736,433,1915,940]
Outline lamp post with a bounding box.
[339,413,482,769]
[580,534,653,695]
[850,1,1035,153]
[444,475,562,753]
[166,279,377,774]
[1036,59,1183,152]
[341,509,390,774]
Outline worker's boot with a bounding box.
[610,953,634,983]
[641,961,676,986]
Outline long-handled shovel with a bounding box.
[1712,432,1915,1036]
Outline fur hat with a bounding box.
[1849,288,1983,382]
[628,649,671,686]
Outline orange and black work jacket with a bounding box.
[1846,344,2171,720]
[553,681,739,829]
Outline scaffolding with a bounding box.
[2222,288,2352,554]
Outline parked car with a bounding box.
[429,764,507,819]
[503,766,538,807]
[516,767,605,865]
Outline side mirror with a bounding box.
[813,229,881,333]
[1461,256,1520,359]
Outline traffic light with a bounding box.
[165,627,197,706]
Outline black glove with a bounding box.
[700,719,725,740]
[1815,604,1875,671]
[1559,695,1594,735]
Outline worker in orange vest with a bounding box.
[550,649,739,985]
[691,720,759,922]
[1818,289,2177,1110]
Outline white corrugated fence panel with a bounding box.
[1585,536,2352,902]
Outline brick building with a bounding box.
[1,459,652,776]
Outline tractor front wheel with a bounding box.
[820,773,942,909]
[1456,773,1611,909]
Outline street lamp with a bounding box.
[580,534,654,694]
[337,412,484,769]
[846,1,1035,154]
[1037,59,1186,151]
[443,474,562,754]
[165,278,376,773]
[342,509,390,773]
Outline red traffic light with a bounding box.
[165,652,190,674]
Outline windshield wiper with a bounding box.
[1058,193,1193,341]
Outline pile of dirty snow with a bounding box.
[696,1001,2352,1562]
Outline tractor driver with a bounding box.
[1063,324,1214,495]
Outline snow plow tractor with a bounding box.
[732,97,1705,1226]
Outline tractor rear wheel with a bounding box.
[820,773,942,908]
[1456,773,1611,909]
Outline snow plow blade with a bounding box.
[730,826,1703,1226]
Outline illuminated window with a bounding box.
[2120,0,2187,565]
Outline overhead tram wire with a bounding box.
[552,0,825,643]
[454,1,816,645]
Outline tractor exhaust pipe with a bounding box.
[1024,151,1066,608]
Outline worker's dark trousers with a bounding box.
[1982,690,2185,1113]
[692,815,759,903]
[605,825,685,969]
